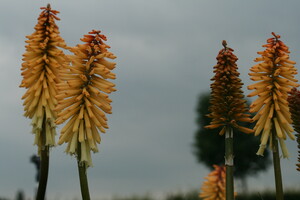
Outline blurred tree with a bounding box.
[193,92,271,192]
[165,190,199,200]
[30,154,40,182]
[15,190,25,200]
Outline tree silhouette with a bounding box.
[193,92,271,190]
[15,190,25,200]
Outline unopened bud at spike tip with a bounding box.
[222,40,227,48]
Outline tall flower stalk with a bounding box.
[55,30,116,199]
[288,88,300,172]
[248,32,299,200]
[20,4,67,199]
[205,41,252,200]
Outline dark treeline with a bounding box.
[3,189,300,200]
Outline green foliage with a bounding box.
[193,92,271,179]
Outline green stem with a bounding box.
[272,129,284,200]
[77,143,91,200]
[36,119,49,200]
[225,127,234,200]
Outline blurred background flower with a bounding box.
[199,165,227,200]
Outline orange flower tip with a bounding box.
[247,86,254,90]
[205,124,224,129]
[250,102,258,107]
[249,108,256,113]
[89,30,101,34]
[218,127,226,136]
[230,119,236,124]
[222,40,227,48]
[271,32,280,38]
[239,127,254,134]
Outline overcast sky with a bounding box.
[1,0,300,199]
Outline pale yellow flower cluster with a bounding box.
[20,4,67,154]
[199,165,227,200]
[248,32,299,157]
[206,41,253,135]
[55,30,116,166]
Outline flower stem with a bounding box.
[77,143,91,200]
[36,118,49,200]
[272,129,284,200]
[225,127,234,200]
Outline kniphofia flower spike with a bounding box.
[55,30,117,167]
[248,32,299,157]
[20,4,67,154]
[205,41,253,135]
